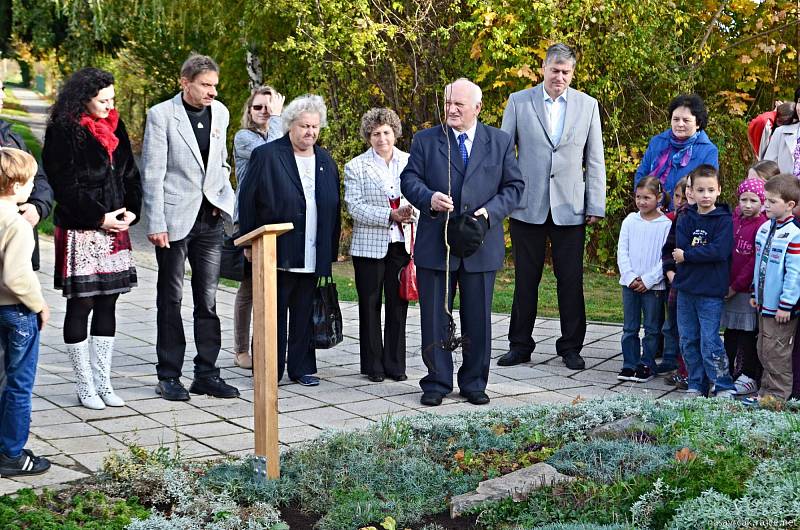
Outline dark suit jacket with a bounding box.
[400,122,524,273]
[238,135,341,277]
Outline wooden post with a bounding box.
[235,223,293,479]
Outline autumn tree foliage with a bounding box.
[8,0,799,266]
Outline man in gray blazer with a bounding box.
[499,43,606,371]
[141,54,239,401]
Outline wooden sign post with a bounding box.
[235,222,293,479]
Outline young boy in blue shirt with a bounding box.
[672,165,735,398]
[750,174,800,402]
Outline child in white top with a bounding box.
[617,176,673,383]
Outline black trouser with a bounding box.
[508,216,586,356]
[352,243,410,378]
[155,206,223,380]
[277,270,318,381]
[724,328,761,381]
[418,265,496,395]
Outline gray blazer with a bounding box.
[501,85,606,225]
[344,147,417,258]
[141,93,236,240]
[763,122,799,174]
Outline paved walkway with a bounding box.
[0,87,684,495]
[0,236,685,494]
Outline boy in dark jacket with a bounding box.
[672,165,735,397]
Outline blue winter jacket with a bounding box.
[633,129,719,199]
[752,216,800,317]
[672,203,733,298]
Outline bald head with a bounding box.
[445,78,482,132]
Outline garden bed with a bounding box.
[2,396,800,529]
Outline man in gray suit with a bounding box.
[142,54,240,401]
[498,43,606,370]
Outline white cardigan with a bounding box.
[763,122,799,174]
[344,147,418,259]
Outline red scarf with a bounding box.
[79,108,120,161]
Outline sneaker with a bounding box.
[684,388,703,398]
[654,363,678,376]
[632,365,654,383]
[715,389,736,399]
[734,375,758,396]
[0,449,51,477]
[741,396,761,407]
[291,375,320,387]
[664,374,688,390]
[617,368,636,381]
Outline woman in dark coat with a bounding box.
[238,94,341,387]
[42,68,142,410]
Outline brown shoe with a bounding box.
[234,352,253,370]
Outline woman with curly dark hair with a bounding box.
[43,67,142,410]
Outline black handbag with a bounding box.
[312,276,343,349]
[219,235,244,282]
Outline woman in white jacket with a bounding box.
[344,108,417,382]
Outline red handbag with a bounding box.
[399,227,419,302]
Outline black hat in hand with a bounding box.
[447,213,489,258]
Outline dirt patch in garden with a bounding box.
[280,504,479,529]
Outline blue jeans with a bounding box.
[621,287,664,370]
[0,305,39,458]
[660,292,679,369]
[677,292,734,393]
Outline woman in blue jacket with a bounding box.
[634,94,719,204]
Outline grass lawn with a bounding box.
[331,260,622,322]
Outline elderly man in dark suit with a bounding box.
[499,43,606,371]
[401,78,524,407]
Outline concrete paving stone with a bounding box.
[492,365,553,380]
[0,479,25,495]
[31,408,82,426]
[279,425,324,444]
[65,404,140,422]
[143,439,221,459]
[90,415,164,434]
[514,391,579,405]
[112,426,189,447]
[126,397,195,414]
[198,432,255,453]
[178,421,250,439]
[324,416,376,430]
[285,406,360,428]
[31,397,60,411]
[528,376,594,391]
[278,395,327,413]
[32,382,78,396]
[12,464,88,487]
[34,372,71,386]
[25,436,61,457]
[324,374,375,387]
[336,398,409,417]
[31,421,103,439]
[359,381,420,398]
[49,434,126,455]
[202,401,256,419]
[71,451,115,473]
[116,385,162,402]
[485,381,548,396]
[570,369,628,385]
[557,386,620,399]
[149,408,225,427]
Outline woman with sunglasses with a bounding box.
[232,86,285,369]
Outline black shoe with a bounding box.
[420,392,443,406]
[156,378,190,401]
[459,390,490,405]
[617,368,636,381]
[367,374,385,383]
[497,350,531,367]
[387,374,408,382]
[561,351,586,370]
[0,449,51,477]
[632,365,654,383]
[189,376,240,398]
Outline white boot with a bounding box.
[66,339,105,410]
[90,336,125,407]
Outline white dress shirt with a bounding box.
[283,154,317,273]
[371,148,405,243]
[543,89,567,145]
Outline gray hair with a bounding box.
[180,54,219,81]
[544,43,576,67]
[240,85,276,131]
[282,94,327,133]
[359,108,402,142]
[445,78,483,106]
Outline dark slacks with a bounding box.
[508,216,586,356]
[155,206,223,380]
[418,265,496,395]
[352,243,410,378]
[276,270,318,381]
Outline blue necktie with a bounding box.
[457,133,469,168]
